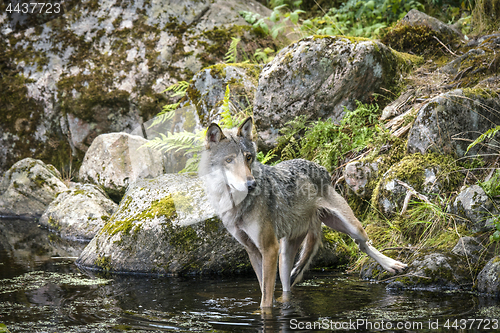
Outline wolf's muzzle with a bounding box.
[246,178,257,191]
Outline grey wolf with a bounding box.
[199,117,406,309]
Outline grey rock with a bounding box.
[374,154,456,218]
[183,63,261,125]
[79,132,165,201]
[40,183,118,241]
[0,158,68,218]
[253,35,419,150]
[451,236,486,265]
[344,159,381,198]
[385,252,471,290]
[0,0,272,174]
[449,185,497,232]
[76,173,251,275]
[401,9,463,42]
[407,89,500,157]
[477,256,500,296]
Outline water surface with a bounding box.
[1,218,499,332]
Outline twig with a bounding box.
[433,36,457,56]
[380,246,416,252]
[377,273,431,283]
[396,180,431,215]
[51,257,78,260]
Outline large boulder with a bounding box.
[78,132,165,201]
[448,185,498,232]
[0,0,274,175]
[0,158,68,218]
[76,173,354,276]
[183,63,261,125]
[253,35,422,149]
[451,236,486,265]
[400,9,463,42]
[373,153,462,218]
[361,251,472,290]
[477,256,500,296]
[76,173,251,275]
[40,183,118,241]
[407,89,500,158]
[385,252,472,290]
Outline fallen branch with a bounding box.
[377,273,431,283]
[433,36,457,56]
[395,180,431,215]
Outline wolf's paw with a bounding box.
[382,258,407,274]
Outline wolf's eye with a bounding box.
[225,157,233,163]
[246,155,252,162]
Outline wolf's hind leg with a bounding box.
[289,224,322,287]
[319,188,407,274]
[279,234,306,293]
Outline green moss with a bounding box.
[372,152,463,209]
[381,24,451,57]
[47,216,61,231]
[100,195,177,238]
[94,255,112,271]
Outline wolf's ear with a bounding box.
[237,117,253,140]
[206,123,225,146]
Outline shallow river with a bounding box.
[1,218,499,332]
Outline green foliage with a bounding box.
[224,37,241,63]
[144,84,245,173]
[273,102,385,172]
[466,125,500,155]
[302,0,424,37]
[240,3,306,39]
[148,81,189,128]
[163,81,189,98]
[479,169,500,197]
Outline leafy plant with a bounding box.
[273,102,385,172]
[466,125,500,155]
[224,37,241,63]
[148,81,189,128]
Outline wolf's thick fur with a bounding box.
[199,117,406,308]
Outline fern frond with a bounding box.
[163,81,189,98]
[224,37,240,63]
[466,125,500,154]
[142,131,203,154]
[148,107,177,128]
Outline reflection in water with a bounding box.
[1,218,500,332]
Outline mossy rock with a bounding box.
[76,173,253,276]
[39,183,117,241]
[0,158,68,218]
[382,9,463,56]
[386,251,474,290]
[373,153,463,218]
[407,89,500,158]
[253,35,422,150]
[183,63,262,126]
[0,0,277,175]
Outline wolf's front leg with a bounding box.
[259,224,279,309]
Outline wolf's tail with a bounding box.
[290,219,322,287]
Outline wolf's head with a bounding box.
[199,117,257,210]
